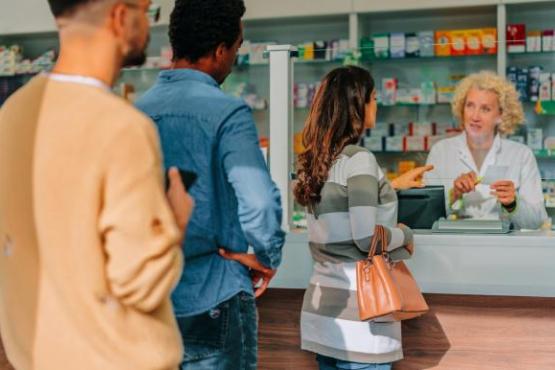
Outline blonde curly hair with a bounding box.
[451,71,525,135]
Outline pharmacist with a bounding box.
[425,71,548,229]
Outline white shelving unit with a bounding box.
[1,0,555,228]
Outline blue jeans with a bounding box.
[177,292,257,370]
[317,354,393,370]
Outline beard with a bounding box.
[122,34,150,68]
[122,48,147,68]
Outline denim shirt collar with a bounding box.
[158,68,219,88]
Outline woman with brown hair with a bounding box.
[295,66,420,370]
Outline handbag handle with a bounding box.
[367,225,387,259]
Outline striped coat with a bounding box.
[301,145,413,363]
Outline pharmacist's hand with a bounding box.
[166,167,194,234]
[390,165,434,190]
[218,249,276,298]
[490,180,516,206]
[453,171,479,199]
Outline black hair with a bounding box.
[169,0,246,62]
[47,0,97,17]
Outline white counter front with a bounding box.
[271,230,555,297]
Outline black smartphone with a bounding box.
[165,169,197,191]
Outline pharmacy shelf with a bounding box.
[378,102,451,107]
[507,51,555,56]
[361,54,497,63]
[534,150,555,159]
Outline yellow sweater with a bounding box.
[0,75,183,370]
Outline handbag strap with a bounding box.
[379,226,388,257]
[367,224,384,259]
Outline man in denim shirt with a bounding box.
[136,0,284,369]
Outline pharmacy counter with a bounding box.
[271,230,555,297]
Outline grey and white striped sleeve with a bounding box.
[345,150,413,257]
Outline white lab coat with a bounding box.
[425,133,547,229]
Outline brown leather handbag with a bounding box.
[356,225,429,322]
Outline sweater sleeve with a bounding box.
[98,117,183,313]
[345,149,413,258]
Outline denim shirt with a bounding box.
[136,69,285,316]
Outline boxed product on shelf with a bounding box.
[539,73,551,101]
[360,37,374,60]
[529,66,543,102]
[435,123,453,135]
[249,42,275,64]
[373,34,390,58]
[508,135,525,144]
[506,66,518,84]
[552,73,555,100]
[314,41,327,60]
[385,136,404,151]
[236,41,250,66]
[516,67,529,101]
[409,122,436,136]
[302,42,315,60]
[390,122,409,136]
[526,31,542,53]
[396,88,422,104]
[405,136,426,151]
[0,45,21,76]
[545,136,555,150]
[542,30,554,52]
[435,30,452,56]
[294,83,309,108]
[436,86,455,103]
[405,33,419,57]
[527,128,543,150]
[390,33,406,58]
[507,24,526,53]
[420,81,436,104]
[465,29,482,55]
[381,78,398,105]
[482,28,497,54]
[418,31,435,57]
[363,136,384,152]
[368,124,389,137]
[337,39,351,60]
[450,30,466,56]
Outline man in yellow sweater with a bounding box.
[0,1,193,369]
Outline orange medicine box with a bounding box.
[450,30,466,56]
[481,28,497,54]
[465,29,483,55]
[435,31,452,56]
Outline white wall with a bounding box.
[0,0,56,34]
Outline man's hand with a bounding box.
[390,165,434,190]
[218,249,276,298]
[166,167,194,234]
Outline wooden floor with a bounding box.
[0,289,554,369]
[258,289,555,370]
